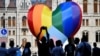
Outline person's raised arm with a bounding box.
[36,27,42,42]
[45,27,49,42]
[42,26,50,42]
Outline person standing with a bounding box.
[49,39,55,56]
[36,26,50,56]
[77,36,91,56]
[52,40,64,56]
[65,38,75,56]
[74,38,80,56]
[7,40,18,56]
[92,42,100,56]
[22,42,31,56]
[0,42,8,56]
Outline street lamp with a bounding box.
[3,13,5,28]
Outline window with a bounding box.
[13,30,15,35]
[23,30,26,35]
[20,0,28,9]
[82,30,89,42]
[22,28,28,36]
[99,19,100,26]
[94,0,98,13]
[1,16,5,28]
[0,0,5,8]
[86,19,89,26]
[22,38,27,47]
[12,17,16,27]
[83,0,87,13]
[9,30,11,35]
[96,19,98,26]
[96,31,100,42]
[82,19,85,26]
[22,16,27,27]
[99,1,100,13]
[8,0,16,8]
[1,17,3,27]
[8,17,11,27]
[82,19,89,26]
[95,19,99,26]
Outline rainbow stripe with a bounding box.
[28,2,82,43]
[52,2,82,38]
[28,4,52,39]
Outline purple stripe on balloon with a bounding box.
[60,2,81,38]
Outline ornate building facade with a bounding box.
[0,0,100,53]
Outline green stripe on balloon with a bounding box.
[52,6,63,33]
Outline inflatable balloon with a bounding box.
[28,1,82,43]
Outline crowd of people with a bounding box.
[0,26,100,56]
[0,40,31,56]
[35,26,100,56]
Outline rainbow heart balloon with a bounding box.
[28,1,82,43]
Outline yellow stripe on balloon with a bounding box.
[41,5,52,34]
[42,6,52,27]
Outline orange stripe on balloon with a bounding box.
[32,4,44,39]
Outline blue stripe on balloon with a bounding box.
[60,2,81,37]
[47,26,67,43]
[60,2,74,38]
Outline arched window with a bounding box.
[82,30,89,42]
[9,38,14,41]
[95,31,100,42]
[13,30,15,35]
[94,0,98,13]
[12,17,16,26]
[8,16,11,27]
[21,38,27,47]
[95,19,99,26]
[9,30,11,35]
[22,16,27,27]
[22,28,28,36]
[83,0,87,13]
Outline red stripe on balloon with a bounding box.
[70,3,82,38]
[28,6,36,36]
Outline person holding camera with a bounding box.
[36,26,50,56]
